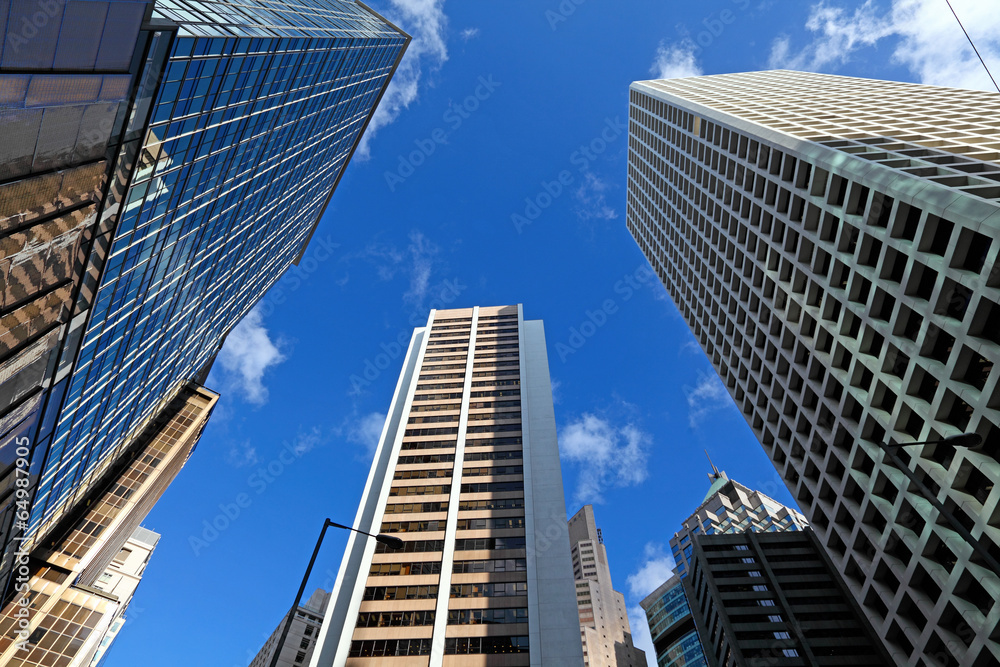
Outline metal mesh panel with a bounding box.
[0,171,60,228]
[1,0,63,69]
[75,103,117,162]
[31,105,84,172]
[94,1,146,70]
[52,1,109,70]
[25,74,103,107]
[0,108,42,182]
[0,75,28,105]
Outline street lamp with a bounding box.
[876,432,998,576]
[267,519,402,667]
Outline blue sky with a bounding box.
[102,1,1000,664]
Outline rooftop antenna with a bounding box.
[705,449,721,479]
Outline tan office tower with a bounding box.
[0,382,215,665]
[250,589,331,667]
[626,70,1000,665]
[568,506,646,667]
[311,305,583,666]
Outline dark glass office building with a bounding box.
[0,0,408,596]
[684,530,892,666]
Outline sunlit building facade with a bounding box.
[568,505,646,667]
[627,70,1000,665]
[0,0,155,589]
[312,305,583,665]
[0,382,214,666]
[0,0,409,598]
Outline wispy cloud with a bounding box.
[341,230,441,310]
[770,0,1000,91]
[459,27,480,41]
[650,40,703,79]
[216,309,286,405]
[559,413,650,504]
[347,412,387,455]
[573,172,618,222]
[357,0,449,158]
[291,427,324,456]
[686,373,735,428]
[403,230,438,307]
[226,440,258,468]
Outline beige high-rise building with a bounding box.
[310,305,583,666]
[568,506,645,667]
[84,526,161,666]
[0,382,215,665]
[626,70,1000,665]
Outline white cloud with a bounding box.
[226,440,258,468]
[357,0,449,158]
[459,27,479,41]
[348,412,387,455]
[217,309,286,405]
[770,0,1000,91]
[627,543,676,599]
[686,373,735,428]
[650,40,703,79]
[403,230,438,307]
[629,604,655,661]
[573,172,618,222]
[625,543,676,661]
[559,414,650,504]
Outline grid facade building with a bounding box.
[641,470,807,667]
[626,70,1000,665]
[684,530,890,667]
[567,505,646,667]
[0,0,408,598]
[311,305,583,666]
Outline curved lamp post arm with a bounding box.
[267,519,402,667]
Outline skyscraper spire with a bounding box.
[704,449,721,480]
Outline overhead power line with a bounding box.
[945,0,1000,93]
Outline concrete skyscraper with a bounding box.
[311,305,583,665]
[627,70,1000,665]
[0,0,409,598]
[568,505,646,667]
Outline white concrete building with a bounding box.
[627,70,1000,665]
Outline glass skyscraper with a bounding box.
[1,0,408,597]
